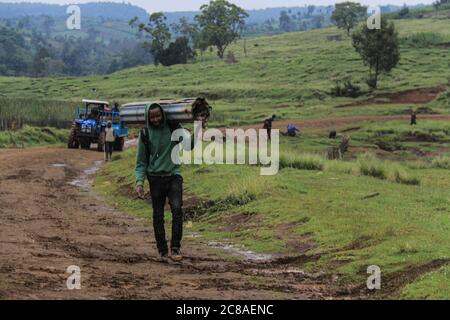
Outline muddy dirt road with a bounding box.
[0,147,349,300]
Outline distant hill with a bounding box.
[0,2,148,20]
[162,4,413,25]
[0,2,415,24]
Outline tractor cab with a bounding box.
[68,99,128,152]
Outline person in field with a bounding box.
[411,111,417,126]
[286,124,300,137]
[263,114,276,140]
[104,121,115,161]
[135,104,200,262]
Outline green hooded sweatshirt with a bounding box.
[135,103,183,187]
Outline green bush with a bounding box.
[401,32,445,48]
[431,156,450,169]
[357,154,420,185]
[280,153,325,171]
[393,168,421,185]
[359,160,388,180]
[330,78,362,98]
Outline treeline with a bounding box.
[0,2,148,20]
[0,20,151,76]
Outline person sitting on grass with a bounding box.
[286,124,300,137]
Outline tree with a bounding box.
[131,12,171,65]
[159,37,195,66]
[279,11,293,32]
[107,59,121,74]
[33,47,51,76]
[352,17,400,89]
[433,0,449,10]
[195,0,248,59]
[172,17,200,49]
[41,15,55,37]
[396,5,410,18]
[331,1,367,36]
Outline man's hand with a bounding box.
[136,185,145,199]
[196,115,208,129]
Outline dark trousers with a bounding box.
[105,142,114,159]
[266,128,272,140]
[148,175,183,254]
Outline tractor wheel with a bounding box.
[114,137,125,151]
[97,132,105,152]
[80,137,91,149]
[80,139,91,150]
[68,125,79,149]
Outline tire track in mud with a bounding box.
[0,147,349,300]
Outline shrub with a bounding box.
[401,32,444,48]
[226,51,238,64]
[280,153,325,171]
[393,168,420,185]
[359,161,388,180]
[331,78,362,98]
[357,153,420,185]
[431,156,450,169]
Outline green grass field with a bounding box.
[0,15,449,128]
[2,11,450,299]
[0,126,68,148]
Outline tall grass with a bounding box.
[0,126,68,148]
[226,175,273,203]
[279,152,325,171]
[357,153,420,185]
[401,32,445,48]
[279,151,420,185]
[0,97,77,131]
[431,156,450,169]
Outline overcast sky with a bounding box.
[1,1,435,13]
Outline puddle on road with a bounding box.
[84,161,103,175]
[208,241,275,262]
[51,163,67,167]
[125,138,137,149]
[69,160,103,190]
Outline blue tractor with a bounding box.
[68,99,128,152]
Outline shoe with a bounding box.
[158,252,169,263]
[171,248,183,262]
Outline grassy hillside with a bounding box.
[0,126,68,148]
[0,16,449,128]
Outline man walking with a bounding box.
[135,103,200,262]
[263,114,276,140]
[411,111,417,126]
[104,121,115,161]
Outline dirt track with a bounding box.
[0,147,351,300]
[3,112,450,299]
[244,114,450,131]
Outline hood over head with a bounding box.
[145,103,167,128]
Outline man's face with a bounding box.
[149,108,163,127]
